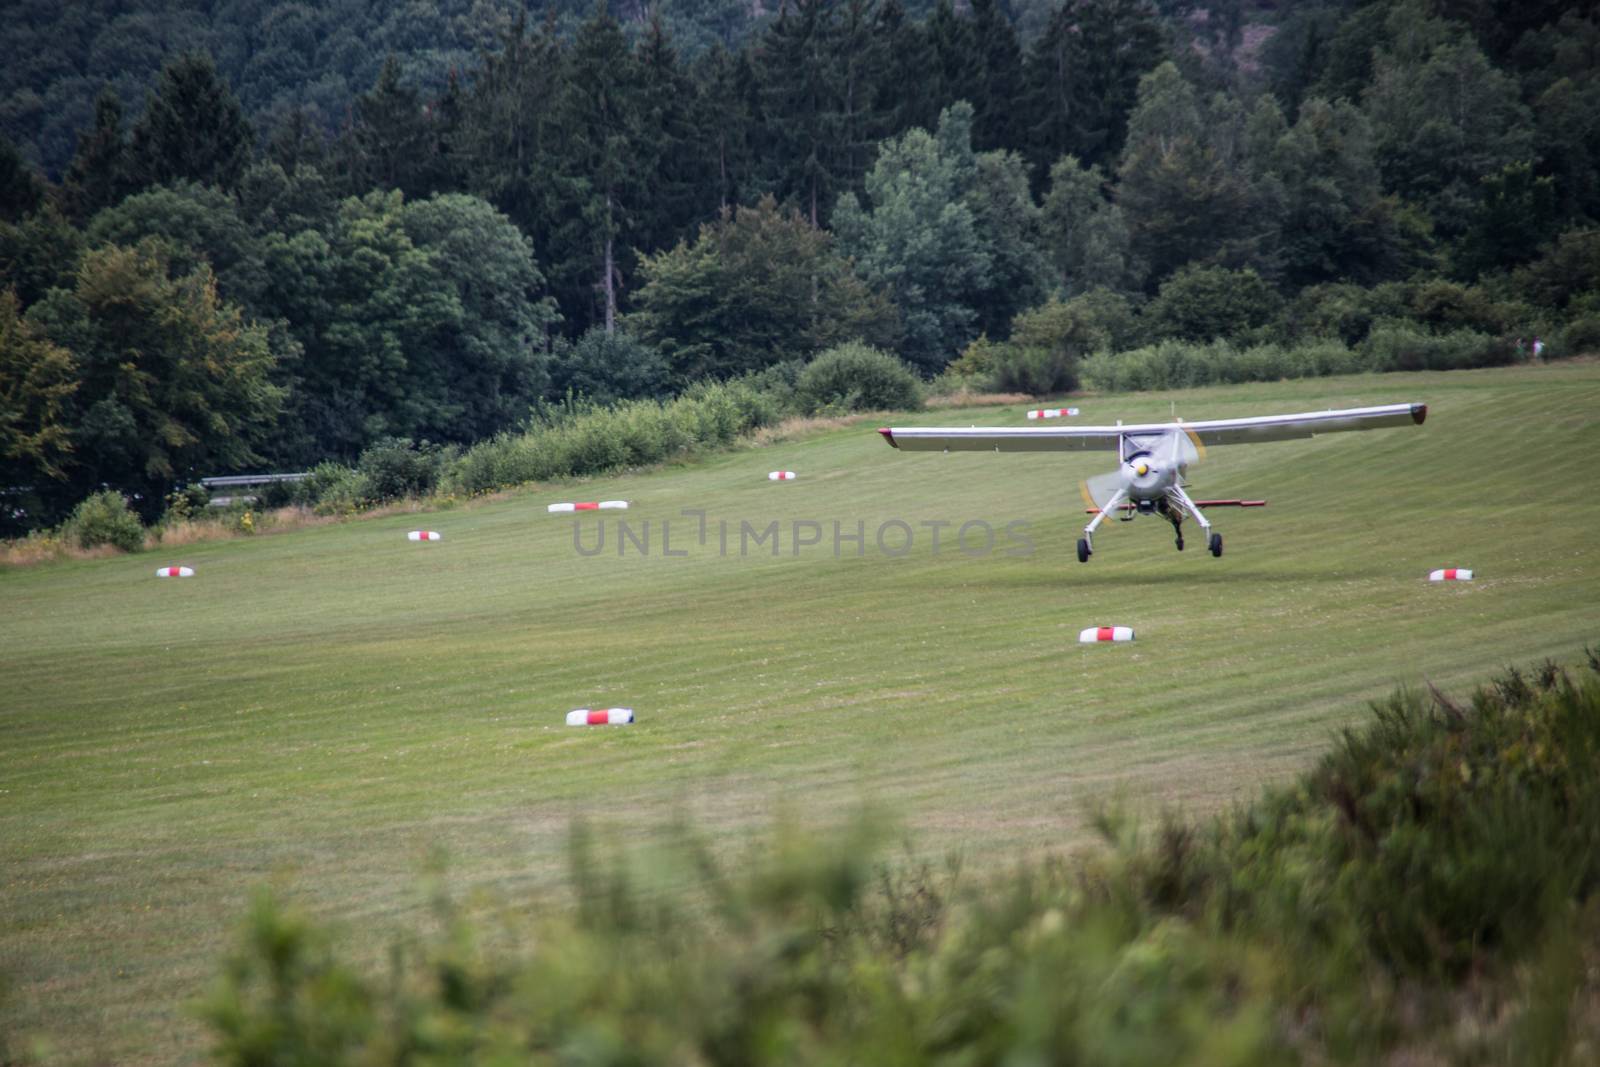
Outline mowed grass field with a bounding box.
[4,363,1600,1063]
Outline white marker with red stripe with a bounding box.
[548,501,628,513]
[1027,407,1079,419]
[156,565,194,578]
[768,471,796,481]
[1079,626,1134,643]
[566,708,635,726]
[407,530,442,541]
[1428,568,1473,581]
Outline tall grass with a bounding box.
[207,651,1600,1065]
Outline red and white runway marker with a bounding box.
[407,530,442,541]
[155,565,194,578]
[548,500,628,513]
[1428,568,1473,581]
[567,708,635,726]
[1079,626,1134,643]
[1027,407,1079,419]
[768,471,796,481]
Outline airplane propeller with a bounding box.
[1081,469,1124,513]
[1079,426,1205,513]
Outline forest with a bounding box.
[2,0,1598,535]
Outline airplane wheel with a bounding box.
[1175,534,1184,551]
[1076,538,1091,563]
[1208,533,1223,557]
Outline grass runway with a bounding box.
[3,363,1599,1062]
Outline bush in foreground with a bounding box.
[207,651,1600,1064]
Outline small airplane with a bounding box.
[877,402,1426,561]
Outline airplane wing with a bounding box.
[877,403,1426,452]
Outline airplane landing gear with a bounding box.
[1209,533,1223,557]
[1175,533,1184,551]
[1077,537,1091,563]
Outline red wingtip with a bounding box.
[878,427,897,448]
[1412,403,1428,425]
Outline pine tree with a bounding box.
[59,90,133,223]
[834,0,890,201]
[0,136,43,225]
[1115,62,1268,285]
[1023,0,1164,180]
[343,56,452,200]
[692,43,760,213]
[965,0,1025,152]
[636,17,711,253]
[873,0,940,135]
[926,0,976,115]
[460,12,564,239]
[552,3,652,334]
[127,53,253,193]
[264,108,329,174]
[758,0,839,226]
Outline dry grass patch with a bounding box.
[0,534,122,567]
[926,389,1032,408]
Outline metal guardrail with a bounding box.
[199,472,310,506]
[199,473,310,489]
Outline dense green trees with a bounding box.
[0,289,77,492]
[16,242,282,524]
[1023,0,1164,178]
[1116,62,1274,284]
[397,193,559,438]
[5,0,1600,535]
[1361,5,1532,243]
[1040,155,1141,294]
[832,104,1047,371]
[630,196,898,384]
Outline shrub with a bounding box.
[946,334,1002,380]
[1510,227,1600,311]
[161,483,211,524]
[1054,287,1141,351]
[62,490,144,552]
[739,359,806,401]
[255,477,301,509]
[989,344,1078,394]
[1279,282,1409,346]
[1360,323,1514,371]
[982,293,1137,395]
[1409,278,1518,335]
[443,381,787,495]
[1561,315,1600,355]
[355,438,449,502]
[1080,326,1519,393]
[295,462,368,515]
[795,342,922,414]
[1079,339,1253,392]
[1144,265,1280,343]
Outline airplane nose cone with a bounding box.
[1135,463,1149,476]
